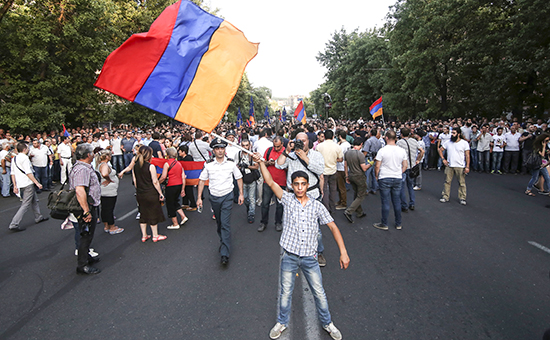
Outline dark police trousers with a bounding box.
[209,191,233,258]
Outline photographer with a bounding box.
[276,132,328,267]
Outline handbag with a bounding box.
[524,151,542,170]
[406,139,420,178]
[47,165,88,220]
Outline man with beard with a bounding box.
[439,128,470,205]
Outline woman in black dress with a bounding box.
[132,146,167,242]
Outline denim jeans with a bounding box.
[366,158,378,193]
[277,250,332,326]
[243,181,256,218]
[527,167,550,192]
[378,177,402,227]
[123,152,134,168]
[261,183,284,225]
[470,149,479,171]
[492,152,503,171]
[111,154,124,173]
[478,150,490,172]
[400,169,415,209]
[33,165,48,190]
[1,166,10,197]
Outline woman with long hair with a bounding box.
[96,150,123,234]
[525,133,550,196]
[133,145,167,242]
[159,147,188,229]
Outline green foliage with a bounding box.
[313,0,550,121]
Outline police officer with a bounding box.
[197,138,244,265]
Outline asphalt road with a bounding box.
[0,170,549,340]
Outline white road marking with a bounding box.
[301,273,322,340]
[117,208,138,221]
[528,241,550,255]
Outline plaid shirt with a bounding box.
[69,160,101,207]
[275,149,324,199]
[279,191,334,257]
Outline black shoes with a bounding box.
[401,207,409,212]
[36,217,49,224]
[356,212,366,218]
[409,205,415,211]
[275,223,283,232]
[221,256,229,265]
[88,257,101,265]
[9,226,26,232]
[76,265,101,275]
[344,211,354,223]
[257,223,266,232]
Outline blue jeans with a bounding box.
[243,181,256,218]
[470,149,479,171]
[123,152,134,168]
[378,177,402,227]
[111,154,124,173]
[1,166,11,197]
[492,152,503,171]
[400,170,415,209]
[527,167,550,192]
[277,250,332,326]
[366,158,378,193]
[33,166,48,190]
[478,150,490,172]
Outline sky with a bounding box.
[206,0,397,98]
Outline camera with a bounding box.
[293,139,304,151]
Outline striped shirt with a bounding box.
[279,191,333,257]
[69,161,101,207]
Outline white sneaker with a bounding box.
[413,186,421,191]
[460,199,467,205]
[439,198,448,203]
[323,322,342,340]
[166,225,180,230]
[89,249,99,257]
[135,212,140,220]
[269,322,287,339]
[74,249,78,256]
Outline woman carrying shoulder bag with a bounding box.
[159,147,188,229]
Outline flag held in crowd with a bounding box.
[150,158,207,186]
[94,0,258,133]
[236,107,243,128]
[264,106,270,124]
[370,96,383,119]
[294,101,306,124]
[62,124,70,137]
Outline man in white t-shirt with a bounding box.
[29,139,51,192]
[57,136,73,184]
[9,142,48,231]
[490,127,506,174]
[374,130,408,231]
[335,130,351,210]
[438,129,470,205]
[110,131,124,173]
[503,125,520,174]
[437,126,451,170]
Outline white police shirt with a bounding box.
[199,157,243,197]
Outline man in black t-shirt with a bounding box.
[519,124,537,174]
[149,132,164,158]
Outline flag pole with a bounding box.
[210,132,265,161]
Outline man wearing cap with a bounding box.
[197,138,244,265]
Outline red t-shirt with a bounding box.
[167,160,184,187]
[264,146,287,187]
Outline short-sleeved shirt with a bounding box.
[442,140,470,168]
[344,149,366,177]
[336,141,351,172]
[396,138,420,169]
[121,138,136,153]
[58,142,72,159]
[11,154,34,188]
[189,140,212,161]
[29,145,49,167]
[492,135,505,152]
[69,161,101,207]
[199,157,242,197]
[149,140,163,157]
[279,191,334,257]
[276,149,325,199]
[316,139,344,175]
[504,132,520,151]
[375,145,407,179]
